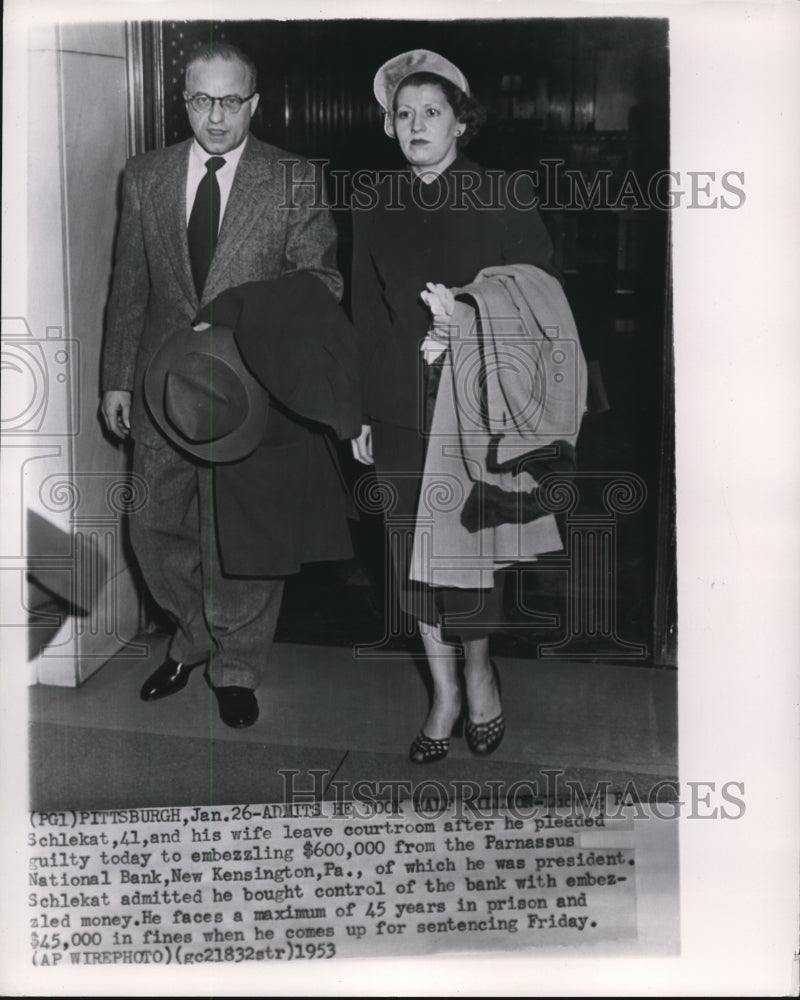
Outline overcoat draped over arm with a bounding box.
[195,274,362,577]
[409,264,588,589]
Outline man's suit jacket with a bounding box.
[102,134,342,448]
[101,134,356,576]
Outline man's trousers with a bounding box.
[130,440,284,689]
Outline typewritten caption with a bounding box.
[28,801,637,965]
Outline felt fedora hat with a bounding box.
[144,324,269,463]
[373,49,470,136]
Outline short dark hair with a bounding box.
[393,71,485,146]
[184,41,257,93]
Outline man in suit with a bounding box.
[100,41,343,728]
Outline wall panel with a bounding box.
[21,23,147,685]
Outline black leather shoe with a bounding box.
[214,686,259,728]
[140,659,200,701]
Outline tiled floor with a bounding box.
[29,632,677,811]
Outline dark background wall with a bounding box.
[152,18,675,665]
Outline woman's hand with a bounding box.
[420,282,455,340]
[351,424,374,465]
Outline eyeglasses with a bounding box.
[184,92,256,114]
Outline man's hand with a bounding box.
[351,424,373,465]
[100,390,132,440]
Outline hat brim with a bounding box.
[144,324,270,463]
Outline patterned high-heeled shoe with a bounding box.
[409,714,463,764]
[409,731,450,764]
[465,713,505,756]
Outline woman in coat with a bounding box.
[350,49,558,763]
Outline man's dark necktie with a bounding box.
[187,156,226,297]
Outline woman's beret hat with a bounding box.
[373,49,470,113]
